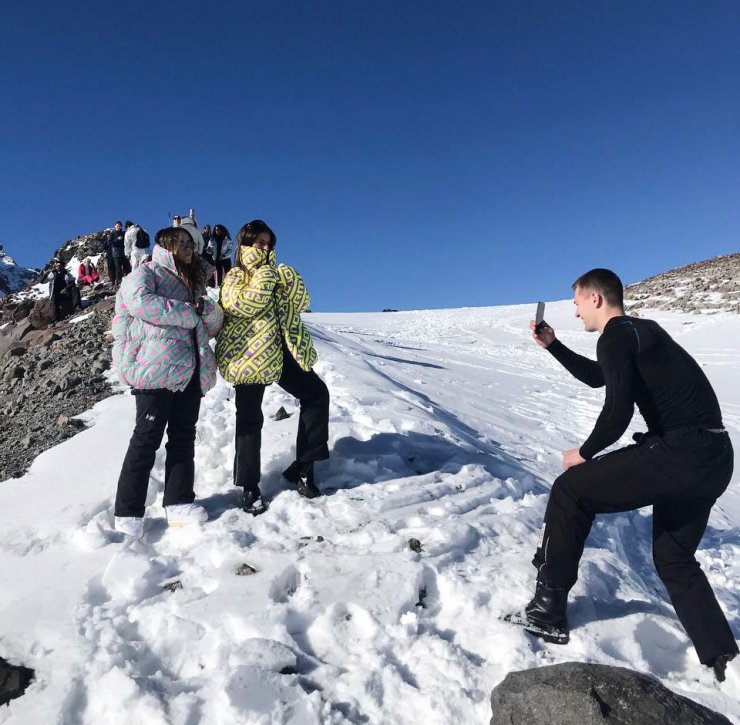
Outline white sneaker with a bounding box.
[114,516,144,539]
[165,503,208,526]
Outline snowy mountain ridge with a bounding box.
[0,249,38,298]
[0,301,738,723]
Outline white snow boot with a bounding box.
[165,503,208,527]
[114,516,144,539]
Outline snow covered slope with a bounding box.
[0,301,738,724]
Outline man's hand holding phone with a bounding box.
[530,301,555,348]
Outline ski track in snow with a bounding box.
[1,301,739,724]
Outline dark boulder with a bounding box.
[490,662,731,725]
[0,656,34,706]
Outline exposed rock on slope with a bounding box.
[0,300,115,481]
[625,253,740,314]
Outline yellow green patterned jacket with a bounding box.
[216,245,317,385]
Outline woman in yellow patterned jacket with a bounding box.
[216,220,330,514]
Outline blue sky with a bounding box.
[2,1,738,311]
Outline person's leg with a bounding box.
[277,350,330,464]
[113,257,124,285]
[218,259,232,285]
[533,441,683,591]
[234,383,267,495]
[162,376,203,507]
[105,255,115,284]
[50,292,61,323]
[115,391,172,517]
[653,499,739,665]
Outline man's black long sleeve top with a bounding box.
[546,316,723,459]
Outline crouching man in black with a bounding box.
[514,268,737,683]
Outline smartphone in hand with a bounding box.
[534,301,546,333]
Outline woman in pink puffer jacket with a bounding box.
[111,226,223,538]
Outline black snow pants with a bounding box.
[215,258,232,286]
[533,427,737,665]
[233,348,330,494]
[115,374,202,517]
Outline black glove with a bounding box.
[195,297,205,317]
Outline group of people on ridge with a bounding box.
[107,220,737,684]
[103,220,152,286]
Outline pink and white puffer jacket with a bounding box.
[112,245,223,393]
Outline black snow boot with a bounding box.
[242,488,267,516]
[710,652,737,683]
[523,582,570,644]
[282,460,321,499]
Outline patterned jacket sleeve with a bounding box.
[219,266,278,319]
[120,265,198,329]
[201,297,224,338]
[276,264,311,313]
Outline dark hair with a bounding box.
[155,226,207,291]
[572,268,624,309]
[213,223,231,241]
[125,220,134,229]
[114,220,122,226]
[235,220,276,269]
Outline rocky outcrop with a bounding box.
[0,298,115,481]
[0,228,115,325]
[625,253,740,315]
[490,662,730,725]
[36,229,111,282]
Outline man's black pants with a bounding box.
[115,375,202,517]
[534,427,737,664]
[234,350,330,494]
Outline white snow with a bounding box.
[0,301,738,724]
[68,312,95,325]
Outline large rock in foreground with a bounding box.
[0,656,34,706]
[490,662,730,725]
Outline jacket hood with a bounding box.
[152,243,180,275]
[179,217,204,252]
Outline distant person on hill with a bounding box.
[178,216,205,256]
[207,223,233,286]
[202,225,213,258]
[77,258,99,285]
[124,220,151,270]
[47,262,80,322]
[104,220,127,287]
[111,226,223,539]
[172,214,182,227]
[216,219,329,515]
[509,268,738,683]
